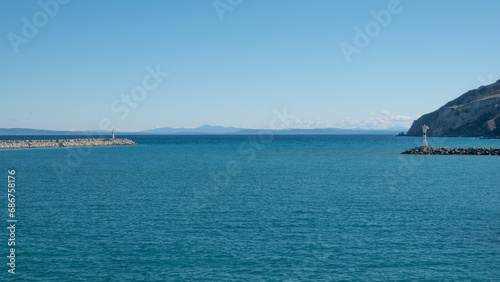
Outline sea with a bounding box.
[0,134,499,280]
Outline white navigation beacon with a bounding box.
[422,124,429,147]
[112,129,115,139]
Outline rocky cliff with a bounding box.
[406,79,500,137]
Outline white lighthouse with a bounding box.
[422,125,429,147]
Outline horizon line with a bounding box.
[0,125,410,133]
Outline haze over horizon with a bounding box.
[2,0,500,132]
[0,124,410,135]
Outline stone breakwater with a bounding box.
[0,138,137,150]
[402,146,500,155]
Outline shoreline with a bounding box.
[0,138,138,150]
[402,146,500,155]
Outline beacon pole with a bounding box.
[422,125,429,147]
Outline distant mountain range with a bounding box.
[0,128,109,136]
[0,126,406,136]
[141,125,243,134]
[407,78,500,137]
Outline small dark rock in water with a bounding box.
[401,146,500,155]
[396,132,406,136]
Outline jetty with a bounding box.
[0,138,137,150]
[401,124,500,155]
[402,146,500,155]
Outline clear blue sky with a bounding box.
[1,0,499,131]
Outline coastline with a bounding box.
[0,138,138,150]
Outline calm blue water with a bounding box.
[1,135,499,280]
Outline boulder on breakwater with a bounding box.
[402,146,500,155]
[0,138,138,150]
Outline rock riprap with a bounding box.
[0,138,137,149]
[402,146,500,155]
